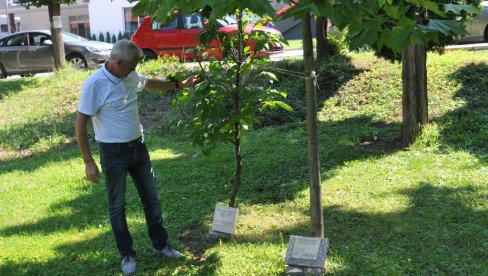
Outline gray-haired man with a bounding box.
[76,40,198,275]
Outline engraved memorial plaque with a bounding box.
[285,235,329,268]
[211,206,238,235]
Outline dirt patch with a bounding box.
[178,223,209,260]
[139,96,173,130]
[0,147,33,161]
[358,138,403,153]
[0,138,78,162]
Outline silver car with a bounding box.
[0,30,112,78]
[460,1,488,42]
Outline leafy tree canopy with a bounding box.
[15,0,76,9]
[281,0,481,60]
[130,0,277,23]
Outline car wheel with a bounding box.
[67,54,88,70]
[143,49,157,60]
[0,63,7,79]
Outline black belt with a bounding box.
[100,136,143,147]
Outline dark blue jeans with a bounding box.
[100,138,168,257]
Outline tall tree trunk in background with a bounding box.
[302,14,324,238]
[316,16,334,63]
[401,43,428,147]
[48,3,65,70]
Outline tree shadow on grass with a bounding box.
[263,55,364,125]
[0,228,219,275]
[436,62,488,162]
[0,169,219,275]
[237,183,487,274]
[0,77,41,100]
[236,115,401,205]
[0,110,84,174]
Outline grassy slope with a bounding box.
[0,52,487,275]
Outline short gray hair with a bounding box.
[110,39,144,62]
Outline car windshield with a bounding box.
[62,32,88,42]
[216,15,237,26]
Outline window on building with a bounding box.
[1,24,7,33]
[69,15,90,38]
[124,7,145,33]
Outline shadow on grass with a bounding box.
[263,55,364,125]
[437,63,488,161]
[236,115,401,205]
[0,111,77,151]
[1,163,485,274]
[0,111,92,174]
[0,77,41,100]
[0,228,219,275]
[237,183,487,274]
[0,168,219,275]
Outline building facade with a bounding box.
[0,0,141,39]
[0,0,90,37]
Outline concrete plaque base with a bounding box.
[208,230,233,241]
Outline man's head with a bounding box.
[107,40,144,78]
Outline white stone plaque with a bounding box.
[52,16,62,29]
[211,206,238,234]
[285,235,329,268]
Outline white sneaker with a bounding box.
[153,245,184,258]
[121,255,136,275]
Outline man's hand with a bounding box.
[85,161,100,183]
[181,74,201,88]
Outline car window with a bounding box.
[4,34,27,46]
[62,32,87,42]
[152,17,178,30]
[183,13,203,30]
[29,33,50,46]
[216,15,237,26]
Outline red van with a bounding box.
[131,13,284,61]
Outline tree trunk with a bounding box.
[302,14,324,238]
[316,16,334,63]
[48,3,65,70]
[401,43,428,147]
[229,11,244,208]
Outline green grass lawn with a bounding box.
[0,51,487,275]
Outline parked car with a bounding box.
[0,30,112,78]
[131,13,284,61]
[460,1,488,42]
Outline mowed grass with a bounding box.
[0,51,487,275]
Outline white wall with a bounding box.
[89,0,135,38]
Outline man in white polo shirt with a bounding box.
[75,40,198,275]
